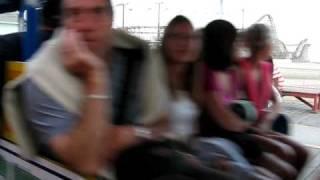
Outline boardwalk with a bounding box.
[282,96,320,180]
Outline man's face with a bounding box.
[63,0,113,55]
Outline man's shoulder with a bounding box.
[22,79,68,111]
[22,79,53,103]
[113,30,148,50]
[112,30,149,62]
[20,79,77,148]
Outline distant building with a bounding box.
[123,26,166,48]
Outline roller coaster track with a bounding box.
[255,14,278,39]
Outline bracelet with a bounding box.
[134,127,152,139]
[87,94,112,100]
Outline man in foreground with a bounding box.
[5,0,150,175]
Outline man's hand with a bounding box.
[248,126,266,135]
[254,120,271,132]
[106,126,140,162]
[62,30,105,82]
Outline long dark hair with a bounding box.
[161,15,197,97]
[161,15,193,57]
[203,20,237,71]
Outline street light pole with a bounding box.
[242,8,245,29]
[156,2,163,41]
[219,0,224,18]
[116,3,128,29]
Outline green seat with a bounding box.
[14,165,40,180]
[0,156,7,178]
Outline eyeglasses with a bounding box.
[167,33,200,41]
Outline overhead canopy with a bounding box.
[0,0,21,13]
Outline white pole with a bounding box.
[156,2,163,41]
[219,0,224,18]
[116,3,128,29]
[242,8,245,29]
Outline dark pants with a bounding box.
[272,114,289,135]
[114,140,234,180]
[198,111,263,159]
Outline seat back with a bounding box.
[2,61,37,158]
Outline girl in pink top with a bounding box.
[240,24,308,173]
